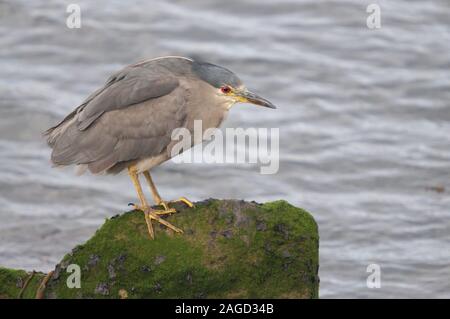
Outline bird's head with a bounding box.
[192,61,277,110]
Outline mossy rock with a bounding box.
[0,199,319,299]
[0,268,47,299]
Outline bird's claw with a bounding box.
[177,197,195,208]
[128,197,192,239]
[129,204,183,238]
[158,197,194,210]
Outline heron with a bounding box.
[44,56,276,239]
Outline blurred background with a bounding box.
[0,0,449,298]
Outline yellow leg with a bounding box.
[143,170,195,210]
[128,167,154,239]
[128,167,184,238]
[18,271,35,298]
[36,271,54,299]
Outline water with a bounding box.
[1,0,449,298]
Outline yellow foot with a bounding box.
[158,197,195,211]
[129,204,184,239]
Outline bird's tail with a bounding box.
[43,110,77,148]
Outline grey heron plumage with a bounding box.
[44,56,276,238]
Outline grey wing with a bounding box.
[77,65,179,130]
[44,64,179,144]
[51,89,188,174]
[47,65,187,174]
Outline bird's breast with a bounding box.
[135,153,168,173]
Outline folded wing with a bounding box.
[45,64,187,174]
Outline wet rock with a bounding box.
[47,291,57,299]
[241,234,250,246]
[107,264,116,280]
[52,264,62,280]
[256,220,267,231]
[186,272,193,285]
[154,255,166,265]
[221,229,233,239]
[0,199,319,299]
[69,245,83,256]
[87,254,100,267]
[217,200,252,227]
[141,265,151,273]
[209,231,218,239]
[264,242,274,254]
[95,283,109,296]
[195,292,206,299]
[116,254,127,265]
[274,223,290,240]
[16,276,23,288]
[108,253,127,274]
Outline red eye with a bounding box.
[220,86,231,94]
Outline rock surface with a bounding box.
[0,199,319,299]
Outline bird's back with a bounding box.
[44,57,228,175]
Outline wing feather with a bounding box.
[50,86,188,174]
[44,64,179,145]
[76,66,179,130]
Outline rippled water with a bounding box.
[1,0,449,298]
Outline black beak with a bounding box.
[237,90,277,109]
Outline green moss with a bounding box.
[0,267,46,299]
[0,199,319,299]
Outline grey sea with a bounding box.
[0,0,449,298]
